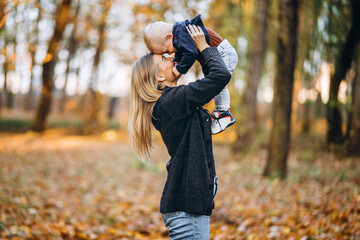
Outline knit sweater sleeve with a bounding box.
[161,47,231,118]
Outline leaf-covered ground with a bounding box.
[0,132,359,239]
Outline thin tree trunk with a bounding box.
[3,32,9,110]
[235,0,269,150]
[0,2,6,113]
[6,5,18,109]
[59,0,80,113]
[263,0,298,179]
[347,44,360,155]
[108,97,118,119]
[32,0,72,132]
[298,0,317,134]
[326,0,360,144]
[1,4,11,110]
[303,100,311,134]
[83,0,110,135]
[25,0,41,111]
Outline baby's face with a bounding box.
[152,38,176,55]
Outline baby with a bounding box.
[144,14,238,134]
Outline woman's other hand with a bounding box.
[186,24,209,52]
[172,66,181,78]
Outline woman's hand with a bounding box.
[172,66,181,78]
[186,24,210,52]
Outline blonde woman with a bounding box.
[128,25,231,239]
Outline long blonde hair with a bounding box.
[128,53,163,160]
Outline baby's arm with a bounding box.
[174,33,199,75]
[175,48,197,74]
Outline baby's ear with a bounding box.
[166,33,173,40]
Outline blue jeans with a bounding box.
[162,211,210,239]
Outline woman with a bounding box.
[128,25,231,239]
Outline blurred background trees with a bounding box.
[1,0,360,178]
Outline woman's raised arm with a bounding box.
[159,26,231,118]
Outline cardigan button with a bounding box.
[196,107,199,110]
[205,118,209,122]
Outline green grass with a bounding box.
[0,117,120,131]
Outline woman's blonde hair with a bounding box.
[128,53,163,160]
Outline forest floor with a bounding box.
[0,131,359,240]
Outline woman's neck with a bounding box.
[164,80,178,88]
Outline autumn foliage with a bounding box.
[0,132,359,239]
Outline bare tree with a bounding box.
[24,0,42,111]
[83,0,111,134]
[326,0,360,144]
[235,0,269,150]
[59,0,80,113]
[0,1,7,112]
[264,0,298,178]
[347,43,360,155]
[1,5,15,110]
[32,0,73,132]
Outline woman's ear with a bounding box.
[155,73,166,83]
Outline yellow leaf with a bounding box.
[107,227,118,235]
[43,53,53,64]
[75,231,89,240]
[264,218,271,227]
[271,178,280,188]
[270,209,281,217]
[247,233,257,240]
[236,203,244,211]
[282,226,291,235]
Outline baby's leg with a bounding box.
[215,39,238,111]
[214,87,230,111]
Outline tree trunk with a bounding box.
[6,5,18,109]
[326,0,360,144]
[297,0,318,135]
[347,44,360,155]
[24,0,41,111]
[263,0,298,179]
[2,5,16,110]
[0,2,6,112]
[32,0,72,132]
[302,100,311,134]
[83,0,110,135]
[59,0,80,113]
[235,0,269,151]
[108,97,118,119]
[2,32,10,110]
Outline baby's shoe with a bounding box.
[211,110,236,135]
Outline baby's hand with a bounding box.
[172,66,181,77]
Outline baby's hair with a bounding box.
[143,21,174,51]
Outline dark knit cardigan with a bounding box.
[151,47,231,216]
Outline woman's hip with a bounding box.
[162,211,210,240]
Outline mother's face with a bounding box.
[153,54,181,86]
